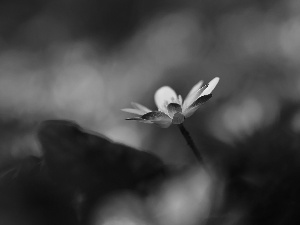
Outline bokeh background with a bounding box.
[1,0,300,224]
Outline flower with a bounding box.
[122,77,220,128]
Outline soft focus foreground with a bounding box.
[1,0,300,225]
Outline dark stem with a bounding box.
[178,124,203,164]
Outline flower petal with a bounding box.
[121,108,145,115]
[126,117,153,124]
[167,103,182,118]
[131,102,152,113]
[187,80,203,99]
[178,95,183,105]
[199,77,219,97]
[189,94,212,108]
[183,94,212,118]
[141,111,172,128]
[183,77,219,111]
[154,86,178,113]
[183,83,207,111]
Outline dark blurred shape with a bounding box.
[38,119,166,192]
[37,119,168,224]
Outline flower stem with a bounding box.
[178,124,203,164]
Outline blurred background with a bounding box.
[1,0,300,161]
[1,0,300,224]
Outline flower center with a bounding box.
[167,103,182,118]
[172,112,185,124]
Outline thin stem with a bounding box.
[178,124,203,164]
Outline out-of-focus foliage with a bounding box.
[37,120,168,224]
[1,0,300,224]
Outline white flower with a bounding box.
[122,77,220,128]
